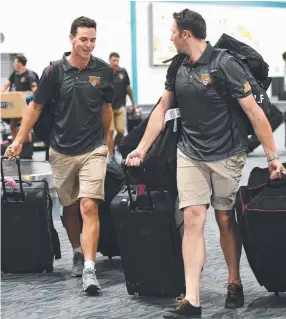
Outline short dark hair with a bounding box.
[283,52,286,61]
[109,52,120,59]
[70,16,97,37]
[15,55,27,66]
[173,9,206,40]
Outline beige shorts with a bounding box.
[49,145,108,206]
[177,148,246,211]
[110,106,126,132]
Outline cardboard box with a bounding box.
[1,92,28,119]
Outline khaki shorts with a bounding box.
[110,106,126,132]
[49,145,108,206]
[177,148,246,211]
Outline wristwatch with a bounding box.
[267,154,279,162]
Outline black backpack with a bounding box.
[33,61,64,143]
[209,33,274,135]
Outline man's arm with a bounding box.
[15,102,43,144]
[1,80,11,93]
[126,85,135,106]
[102,103,113,144]
[238,95,276,158]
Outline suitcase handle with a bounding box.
[1,156,25,202]
[267,171,286,188]
[121,160,154,212]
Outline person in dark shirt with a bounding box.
[1,55,38,140]
[5,16,114,294]
[126,9,285,318]
[108,52,137,163]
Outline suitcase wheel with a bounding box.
[44,262,54,273]
[274,292,279,297]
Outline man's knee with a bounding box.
[109,130,114,137]
[63,201,78,216]
[183,206,206,232]
[80,198,98,219]
[215,210,236,234]
[117,129,125,137]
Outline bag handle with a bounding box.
[1,156,25,202]
[121,160,153,212]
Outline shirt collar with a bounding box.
[182,42,214,66]
[61,52,97,71]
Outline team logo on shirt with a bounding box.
[200,73,211,85]
[243,81,251,93]
[88,76,101,86]
[20,77,26,83]
[118,73,124,80]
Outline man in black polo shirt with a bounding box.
[108,52,136,163]
[126,9,285,318]
[5,16,114,294]
[1,55,38,140]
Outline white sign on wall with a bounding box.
[150,2,286,75]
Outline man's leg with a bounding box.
[78,145,108,293]
[107,130,115,157]
[215,209,242,285]
[164,149,209,318]
[63,202,81,250]
[80,197,100,262]
[63,202,84,277]
[113,107,126,148]
[49,147,84,277]
[108,110,116,162]
[183,205,207,306]
[209,152,246,309]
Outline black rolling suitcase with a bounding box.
[110,163,185,297]
[1,156,61,273]
[235,164,286,295]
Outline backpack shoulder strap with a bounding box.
[209,48,228,95]
[49,60,64,103]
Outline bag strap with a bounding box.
[208,48,228,95]
[49,60,64,109]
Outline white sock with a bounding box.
[84,260,95,270]
[73,247,82,255]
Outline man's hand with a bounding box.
[4,141,23,159]
[126,148,146,167]
[269,159,286,180]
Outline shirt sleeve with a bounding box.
[219,55,252,99]
[8,71,15,84]
[164,61,176,92]
[33,66,54,105]
[102,67,114,103]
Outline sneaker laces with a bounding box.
[224,283,241,297]
[175,297,188,309]
[84,268,96,277]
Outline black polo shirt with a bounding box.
[9,70,34,91]
[165,43,252,161]
[112,67,130,109]
[33,52,114,156]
